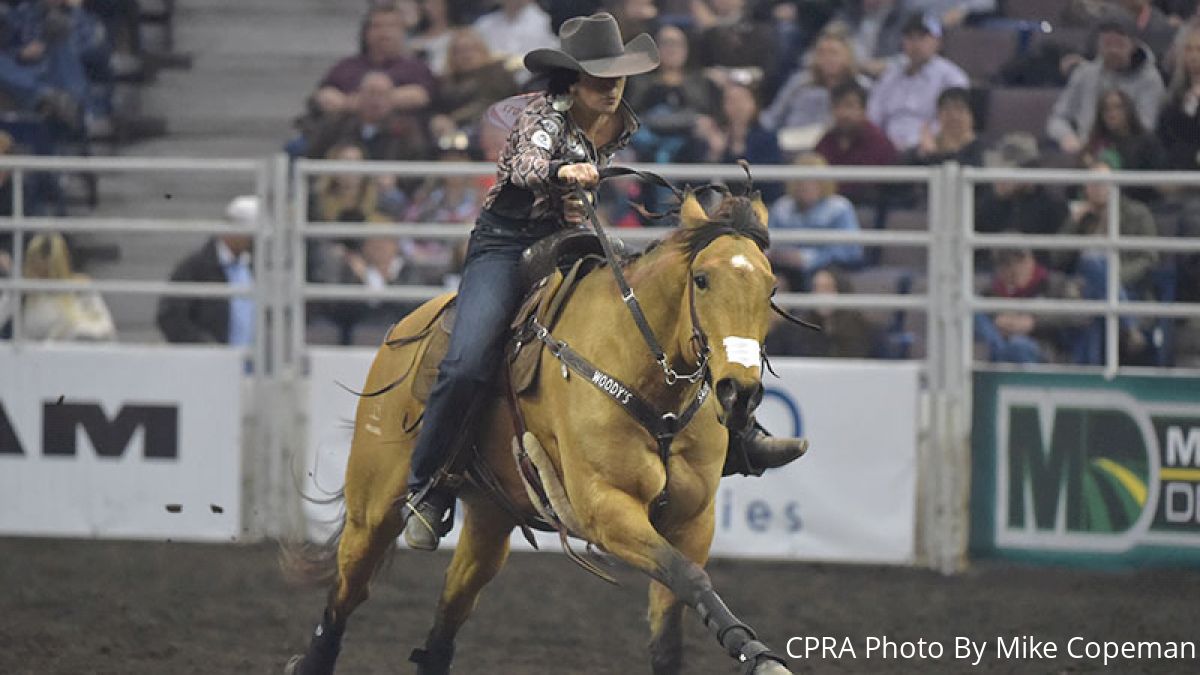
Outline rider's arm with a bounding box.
[506,107,570,191]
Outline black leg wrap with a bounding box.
[695,589,758,657]
[409,638,455,675]
[648,606,684,675]
[294,609,344,675]
[737,640,788,675]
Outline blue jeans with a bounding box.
[406,218,550,491]
[975,313,1044,363]
[1071,255,1137,365]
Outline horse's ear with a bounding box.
[749,190,769,228]
[679,190,708,228]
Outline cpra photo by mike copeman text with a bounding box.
[788,635,1198,668]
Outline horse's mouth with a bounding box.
[715,377,763,431]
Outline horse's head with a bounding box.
[676,187,774,431]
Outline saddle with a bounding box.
[411,229,607,403]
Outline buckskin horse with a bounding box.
[285,172,797,675]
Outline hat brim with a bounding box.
[524,33,660,78]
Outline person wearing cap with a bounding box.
[1045,18,1165,155]
[866,13,968,152]
[157,196,259,345]
[400,12,809,551]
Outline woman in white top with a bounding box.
[21,233,116,342]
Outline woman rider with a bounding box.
[404,13,807,550]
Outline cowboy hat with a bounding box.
[524,12,659,78]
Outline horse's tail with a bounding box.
[278,491,346,587]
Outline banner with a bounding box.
[0,344,243,541]
[971,370,1200,564]
[306,350,919,564]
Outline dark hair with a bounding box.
[1089,88,1144,142]
[546,68,580,96]
[936,87,972,110]
[830,81,867,107]
[358,4,402,56]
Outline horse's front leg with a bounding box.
[647,509,714,675]
[582,488,791,675]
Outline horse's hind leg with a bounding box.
[410,497,514,675]
[586,489,791,675]
[287,505,404,675]
[647,515,714,675]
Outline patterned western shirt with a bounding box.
[482,93,639,227]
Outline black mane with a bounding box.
[677,195,770,258]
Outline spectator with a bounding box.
[625,25,718,163]
[767,152,865,290]
[311,4,436,118]
[974,248,1081,364]
[19,232,115,341]
[900,0,996,28]
[866,14,968,152]
[975,133,1069,239]
[157,196,259,346]
[307,70,433,162]
[409,0,454,76]
[320,235,422,345]
[765,269,876,357]
[1156,0,1198,25]
[904,86,983,165]
[682,82,785,200]
[814,81,899,201]
[692,0,779,88]
[311,142,392,225]
[429,28,519,143]
[1158,21,1200,172]
[401,146,480,284]
[1083,88,1165,170]
[471,0,557,80]
[760,28,873,140]
[1046,19,1165,155]
[1114,0,1176,60]
[833,0,907,76]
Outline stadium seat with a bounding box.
[981,87,1061,142]
[1002,0,1071,23]
[943,28,1019,83]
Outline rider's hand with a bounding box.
[557,163,599,188]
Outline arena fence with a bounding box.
[3,157,1199,572]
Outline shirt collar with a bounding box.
[215,238,250,267]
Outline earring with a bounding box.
[551,94,573,112]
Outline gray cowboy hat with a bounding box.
[524,12,659,78]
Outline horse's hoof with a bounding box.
[283,655,304,675]
[752,660,792,675]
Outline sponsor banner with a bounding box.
[971,370,1200,564]
[0,344,243,541]
[306,350,918,563]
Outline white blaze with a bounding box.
[723,336,761,368]
[730,254,754,270]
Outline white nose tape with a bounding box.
[723,336,761,368]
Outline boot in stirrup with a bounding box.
[402,488,454,551]
[723,422,809,477]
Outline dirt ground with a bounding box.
[1,538,1197,675]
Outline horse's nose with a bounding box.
[715,377,763,429]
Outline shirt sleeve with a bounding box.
[506,109,566,191]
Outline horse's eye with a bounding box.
[693,273,709,290]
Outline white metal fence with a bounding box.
[3,156,1199,571]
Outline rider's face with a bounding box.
[572,74,626,115]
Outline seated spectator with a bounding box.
[974,248,1081,364]
[814,81,899,201]
[1114,0,1176,61]
[691,0,779,88]
[311,142,393,224]
[471,0,557,81]
[1052,158,1156,363]
[765,269,876,357]
[833,0,906,77]
[767,152,865,290]
[625,24,718,163]
[306,70,433,162]
[681,82,785,201]
[760,28,873,143]
[1158,21,1200,173]
[903,0,997,27]
[903,86,983,166]
[976,133,1069,239]
[310,4,436,119]
[157,196,259,346]
[2,0,113,134]
[409,0,454,75]
[19,232,115,341]
[429,28,519,143]
[1046,19,1165,155]
[866,14,968,152]
[1083,88,1165,172]
[319,235,423,345]
[401,146,480,285]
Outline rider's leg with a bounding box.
[722,418,808,477]
[404,228,534,550]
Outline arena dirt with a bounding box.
[0,538,1196,674]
